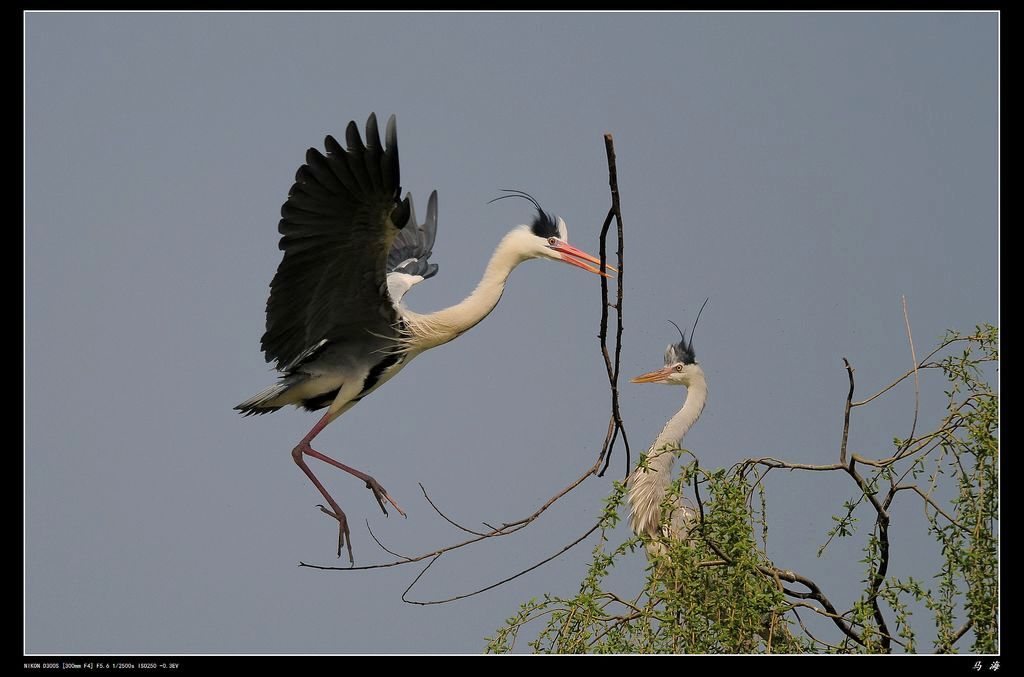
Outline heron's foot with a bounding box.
[363,477,407,518]
[317,504,354,564]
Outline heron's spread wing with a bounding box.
[385,191,439,305]
[261,113,408,369]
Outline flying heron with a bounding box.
[236,113,612,561]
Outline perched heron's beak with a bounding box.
[549,242,617,278]
[631,366,673,383]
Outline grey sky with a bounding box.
[25,12,997,653]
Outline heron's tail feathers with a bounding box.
[234,383,290,416]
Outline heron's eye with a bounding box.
[547,237,557,246]
[675,365,683,372]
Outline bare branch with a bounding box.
[786,602,907,650]
[790,606,845,651]
[419,483,491,537]
[298,458,604,572]
[836,358,893,648]
[365,520,412,561]
[889,484,971,532]
[842,458,892,651]
[400,555,441,604]
[587,613,645,648]
[936,619,974,654]
[851,333,991,408]
[840,358,855,466]
[598,134,632,478]
[742,457,846,472]
[598,591,647,615]
[402,519,604,606]
[835,473,893,642]
[901,295,921,450]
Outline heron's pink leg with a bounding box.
[292,413,406,557]
[291,439,352,563]
[302,447,407,518]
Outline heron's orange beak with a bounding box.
[550,242,617,278]
[631,366,673,384]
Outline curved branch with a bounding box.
[298,458,604,572]
[851,333,988,408]
[419,483,492,537]
[790,606,845,651]
[786,601,907,650]
[900,295,921,452]
[402,519,604,606]
[890,484,970,532]
[936,619,974,654]
[598,134,631,478]
[365,520,412,561]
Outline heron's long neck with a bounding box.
[628,374,708,537]
[404,232,524,350]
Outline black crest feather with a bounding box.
[664,299,709,366]
[488,189,561,238]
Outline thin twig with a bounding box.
[790,606,845,651]
[598,591,646,615]
[786,602,907,649]
[901,295,921,450]
[889,484,971,532]
[936,619,974,653]
[851,334,986,407]
[586,612,645,648]
[400,555,442,604]
[742,458,846,472]
[299,459,603,572]
[419,483,491,537]
[365,520,412,561]
[840,358,855,466]
[402,519,604,605]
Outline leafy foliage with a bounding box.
[485,326,998,654]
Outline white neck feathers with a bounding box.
[401,230,526,350]
[628,372,707,538]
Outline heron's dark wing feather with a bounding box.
[261,113,406,369]
[388,190,440,280]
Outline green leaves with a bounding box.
[485,325,997,654]
[487,460,802,653]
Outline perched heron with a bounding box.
[626,310,783,648]
[627,301,708,556]
[236,114,612,561]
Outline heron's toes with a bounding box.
[316,504,354,564]
[364,478,407,518]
